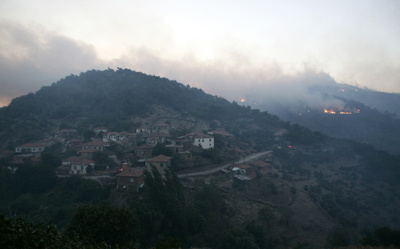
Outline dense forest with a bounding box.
[1,69,400,248]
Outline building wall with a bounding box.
[116,175,144,192]
[193,137,214,149]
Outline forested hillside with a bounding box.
[1,68,399,248]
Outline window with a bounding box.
[130,178,134,182]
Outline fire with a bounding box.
[324,109,336,114]
[324,107,361,115]
[240,98,246,103]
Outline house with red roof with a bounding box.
[179,132,214,149]
[81,141,110,151]
[152,122,170,134]
[78,148,97,159]
[135,143,155,159]
[252,160,273,173]
[145,154,172,175]
[102,131,135,143]
[231,163,256,180]
[116,167,145,192]
[15,142,46,154]
[62,156,95,175]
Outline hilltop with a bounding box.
[0,68,399,248]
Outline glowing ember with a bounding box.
[240,98,246,103]
[324,107,361,115]
[324,109,336,114]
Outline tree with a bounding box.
[66,202,138,248]
[152,143,173,157]
[14,164,58,193]
[0,215,111,249]
[258,206,274,231]
[218,228,259,249]
[41,151,62,167]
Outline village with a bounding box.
[8,120,276,192]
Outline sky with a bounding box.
[0,0,399,107]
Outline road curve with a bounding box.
[177,150,272,178]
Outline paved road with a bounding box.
[177,150,272,178]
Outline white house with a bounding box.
[15,143,46,153]
[103,131,135,143]
[180,132,214,149]
[62,156,95,175]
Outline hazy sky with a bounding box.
[0,0,399,107]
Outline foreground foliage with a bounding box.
[0,215,111,249]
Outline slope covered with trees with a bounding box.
[0,68,399,248]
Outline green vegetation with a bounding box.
[0,69,399,248]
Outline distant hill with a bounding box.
[242,81,400,154]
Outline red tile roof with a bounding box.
[78,148,97,153]
[64,156,94,165]
[182,132,213,139]
[117,168,144,177]
[17,143,46,148]
[137,143,155,149]
[83,141,110,146]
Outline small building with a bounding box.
[231,163,256,180]
[93,127,108,135]
[81,141,110,151]
[78,148,97,159]
[136,127,151,134]
[15,143,46,154]
[145,154,172,176]
[55,129,77,138]
[166,144,184,154]
[252,160,272,173]
[66,138,84,149]
[135,143,155,159]
[116,167,145,192]
[179,132,214,149]
[152,123,170,134]
[62,156,95,175]
[177,150,192,160]
[103,131,135,143]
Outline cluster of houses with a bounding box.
[6,122,274,192]
[9,123,227,191]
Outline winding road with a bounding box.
[177,150,272,178]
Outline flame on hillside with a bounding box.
[323,107,360,115]
[240,98,246,103]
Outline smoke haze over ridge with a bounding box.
[0,19,399,110]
